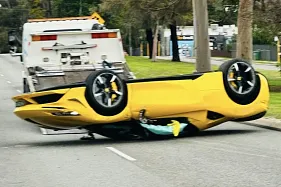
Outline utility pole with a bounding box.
[129,24,133,56]
[47,0,52,18]
[192,0,211,72]
[192,0,197,58]
[79,0,82,16]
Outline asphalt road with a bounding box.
[1,54,281,187]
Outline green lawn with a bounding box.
[256,69,281,86]
[268,93,281,119]
[126,56,281,119]
[126,56,280,85]
[126,56,217,78]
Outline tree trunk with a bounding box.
[152,21,159,62]
[261,0,265,11]
[170,21,180,62]
[193,0,211,72]
[236,0,253,63]
[146,28,153,59]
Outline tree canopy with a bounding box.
[0,0,280,53]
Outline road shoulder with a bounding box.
[243,117,281,131]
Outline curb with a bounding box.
[243,117,281,131]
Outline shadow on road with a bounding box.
[9,128,261,148]
[194,129,260,137]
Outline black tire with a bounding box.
[23,78,30,93]
[85,70,128,116]
[219,58,261,105]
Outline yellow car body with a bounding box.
[12,59,270,139]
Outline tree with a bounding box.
[100,0,192,62]
[51,0,100,17]
[253,0,281,45]
[208,0,239,25]
[236,0,253,62]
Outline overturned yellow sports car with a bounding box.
[12,59,270,140]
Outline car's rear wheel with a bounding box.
[219,58,261,105]
[85,70,128,116]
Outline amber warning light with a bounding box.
[92,32,117,39]
[32,35,57,41]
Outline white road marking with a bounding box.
[0,74,3,77]
[16,90,22,93]
[106,147,136,161]
[7,81,11,84]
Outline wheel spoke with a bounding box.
[108,98,112,106]
[228,78,236,82]
[114,90,123,95]
[238,86,243,93]
[94,92,103,97]
[97,76,104,84]
[245,67,251,72]
[247,81,254,87]
[234,63,239,71]
[110,75,117,83]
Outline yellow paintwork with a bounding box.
[167,120,181,137]
[12,72,269,131]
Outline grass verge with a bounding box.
[267,93,281,119]
[126,56,281,119]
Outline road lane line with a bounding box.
[0,74,3,77]
[7,81,11,84]
[106,147,136,161]
[16,90,22,93]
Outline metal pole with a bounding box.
[192,0,197,58]
[140,42,143,56]
[79,0,82,16]
[193,0,211,72]
[277,39,280,64]
[129,24,133,56]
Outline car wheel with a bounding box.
[219,58,261,105]
[85,70,128,116]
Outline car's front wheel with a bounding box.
[219,58,261,105]
[85,70,128,116]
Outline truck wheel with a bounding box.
[85,70,128,116]
[23,78,30,93]
[219,58,261,105]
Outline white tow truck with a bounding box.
[20,16,135,93]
